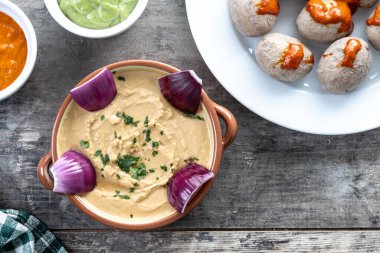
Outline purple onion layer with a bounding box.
[168,163,214,213]
[70,68,117,112]
[51,150,96,194]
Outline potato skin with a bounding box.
[366,8,380,50]
[229,0,278,37]
[296,0,353,43]
[317,37,372,94]
[255,33,314,82]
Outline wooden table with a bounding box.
[2,0,380,252]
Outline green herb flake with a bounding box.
[113,190,130,199]
[129,187,135,193]
[132,138,137,145]
[116,173,121,180]
[160,130,164,135]
[117,76,125,81]
[170,163,173,167]
[114,131,118,139]
[149,168,155,173]
[152,141,159,148]
[133,182,139,187]
[131,163,148,180]
[184,157,199,163]
[171,168,174,173]
[156,177,159,180]
[184,113,205,121]
[100,168,104,172]
[118,194,130,199]
[144,116,149,127]
[116,112,139,127]
[100,115,105,121]
[94,150,110,166]
[116,155,140,173]
[80,140,90,149]
[130,214,133,218]
[143,129,151,142]
[152,150,159,157]
[160,165,168,172]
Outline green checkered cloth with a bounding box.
[0,210,67,253]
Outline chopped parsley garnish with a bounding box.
[116,112,139,127]
[149,168,155,173]
[143,129,151,142]
[184,157,199,163]
[94,150,110,166]
[156,177,159,180]
[116,173,121,180]
[129,187,135,193]
[116,155,140,173]
[131,163,148,180]
[170,163,173,167]
[117,76,125,81]
[100,168,104,172]
[132,138,137,145]
[144,116,149,127]
[152,150,159,157]
[152,141,159,148]
[130,214,133,218]
[113,190,130,199]
[112,71,116,74]
[100,115,105,121]
[184,113,205,121]
[160,130,164,135]
[133,182,139,187]
[114,131,117,139]
[160,165,168,172]
[80,140,89,149]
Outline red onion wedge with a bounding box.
[168,163,214,213]
[70,68,117,112]
[51,150,96,194]
[158,70,202,114]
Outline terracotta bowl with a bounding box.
[37,60,238,230]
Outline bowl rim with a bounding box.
[44,0,149,39]
[50,60,224,230]
[0,1,37,101]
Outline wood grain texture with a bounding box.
[1,0,380,234]
[54,230,380,252]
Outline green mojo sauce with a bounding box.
[58,0,139,29]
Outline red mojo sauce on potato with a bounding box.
[306,0,353,33]
[278,43,305,70]
[256,0,280,16]
[340,39,362,67]
[366,4,380,26]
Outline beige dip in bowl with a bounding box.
[57,66,214,223]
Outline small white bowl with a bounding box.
[0,1,37,101]
[45,0,149,39]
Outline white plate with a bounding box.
[186,0,380,135]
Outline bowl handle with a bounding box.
[213,102,238,150]
[37,151,54,191]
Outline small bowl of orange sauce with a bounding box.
[0,1,37,101]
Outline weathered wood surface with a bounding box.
[54,230,380,252]
[1,0,380,250]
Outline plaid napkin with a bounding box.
[0,210,67,253]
